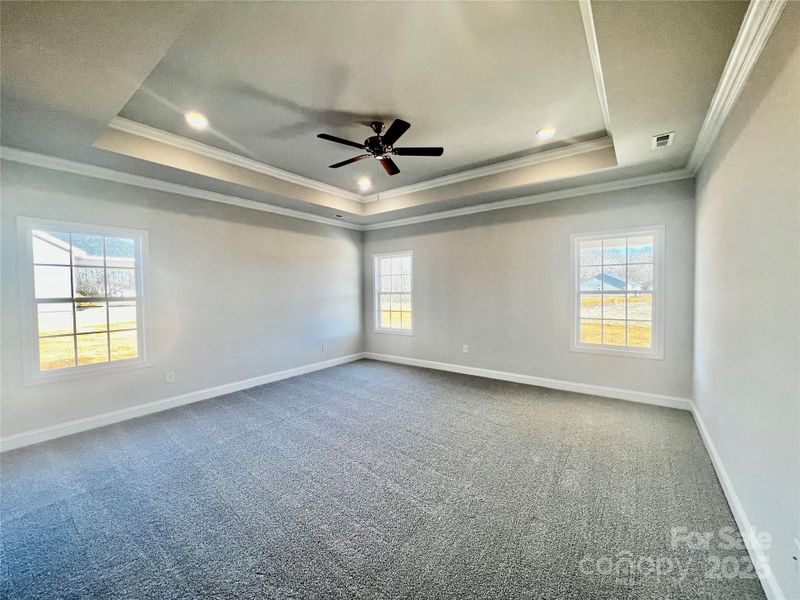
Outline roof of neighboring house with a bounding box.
[32,231,134,267]
[34,231,85,257]
[580,272,627,291]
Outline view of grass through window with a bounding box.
[376,253,412,331]
[578,234,655,349]
[33,230,139,371]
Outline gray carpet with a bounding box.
[1,360,765,599]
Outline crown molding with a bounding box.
[365,136,613,202]
[362,168,692,231]
[687,0,787,175]
[578,0,612,136]
[110,117,614,207]
[1,147,693,233]
[0,147,362,230]
[109,117,369,203]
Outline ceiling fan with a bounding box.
[317,119,444,176]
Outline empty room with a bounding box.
[1,1,798,598]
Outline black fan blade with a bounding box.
[379,156,400,176]
[329,154,369,169]
[317,133,365,150]
[394,147,444,156]
[329,154,370,169]
[381,119,411,146]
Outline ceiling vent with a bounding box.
[651,132,675,149]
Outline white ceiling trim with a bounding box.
[362,168,693,231]
[0,146,361,231]
[686,0,787,174]
[109,117,367,203]
[1,146,692,233]
[366,136,613,201]
[578,0,612,135]
[109,117,614,207]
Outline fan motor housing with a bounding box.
[365,136,388,156]
[317,118,442,175]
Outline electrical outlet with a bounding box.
[462,344,469,354]
[165,371,175,384]
[322,342,328,352]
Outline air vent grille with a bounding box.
[651,132,675,149]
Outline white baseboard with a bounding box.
[690,402,786,600]
[364,352,691,411]
[0,353,366,452]
[2,349,781,598]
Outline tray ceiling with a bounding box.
[117,1,607,195]
[1,1,752,227]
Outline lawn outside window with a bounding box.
[17,217,149,385]
[571,225,664,359]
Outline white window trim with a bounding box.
[373,250,414,336]
[17,216,151,385]
[570,224,665,360]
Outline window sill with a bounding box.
[373,328,414,337]
[24,357,152,386]
[570,344,663,360]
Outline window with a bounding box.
[18,217,148,383]
[571,226,664,358]
[374,251,413,334]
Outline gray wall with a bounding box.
[694,4,800,598]
[363,179,695,398]
[0,161,363,438]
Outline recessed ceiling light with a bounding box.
[357,177,372,192]
[536,127,556,139]
[184,111,209,130]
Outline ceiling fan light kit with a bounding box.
[317,119,444,176]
